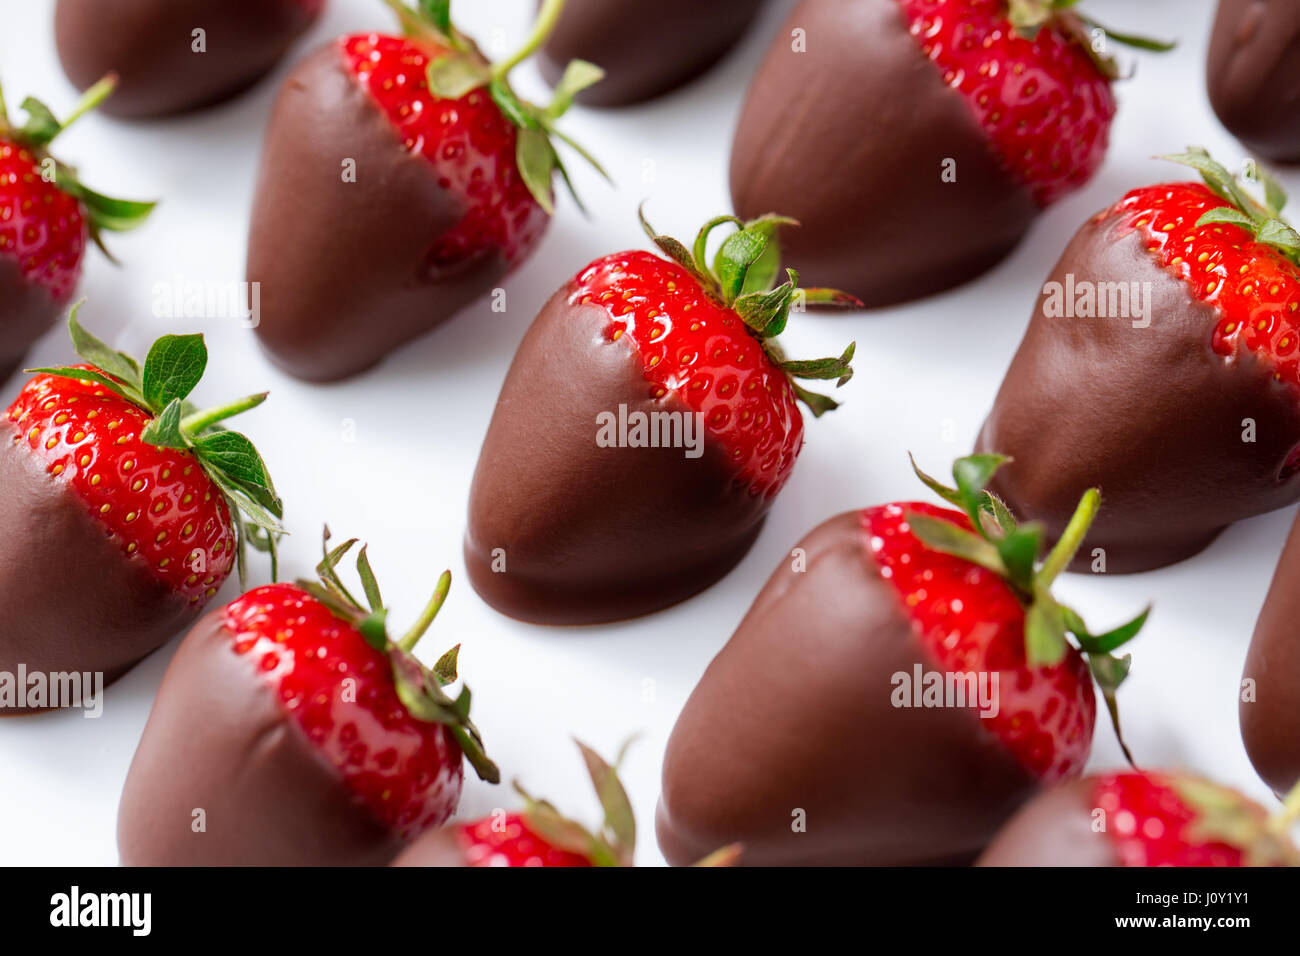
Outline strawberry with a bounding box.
[117,531,499,865]
[656,453,1147,866]
[0,307,281,712]
[465,210,859,625]
[1207,0,1300,165]
[979,149,1300,572]
[979,770,1300,866]
[246,0,607,381]
[0,76,154,381]
[55,0,323,118]
[395,738,742,866]
[729,0,1170,307]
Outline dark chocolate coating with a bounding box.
[0,255,62,385]
[977,209,1300,573]
[54,0,318,119]
[976,778,1120,866]
[656,512,1040,866]
[117,608,404,866]
[729,0,1037,308]
[1242,508,1300,796]
[538,0,763,107]
[1207,0,1300,164]
[0,421,195,714]
[247,44,514,382]
[390,828,467,866]
[465,288,769,625]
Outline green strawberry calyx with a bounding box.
[639,207,861,417]
[906,452,1150,765]
[1171,773,1300,866]
[299,527,499,785]
[1162,146,1300,269]
[514,738,741,867]
[1005,1,1174,81]
[0,74,155,260]
[26,304,282,588]
[380,0,609,215]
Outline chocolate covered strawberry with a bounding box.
[657,454,1148,866]
[0,307,280,713]
[978,770,1300,866]
[1242,508,1300,797]
[538,0,763,107]
[730,0,1170,307]
[465,210,859,625]
[117,532,498,865]
[395,739,733,866]
[247,0,606,381]
[55,0,323,118]
[1207,1,1300,164]
[979,150,1300,572]
[0,77,154,381]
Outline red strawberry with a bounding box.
[979,149,1300,572]
[395,738,742,866]
[465,211,859,625]
[979,770,1300,866]
[247,0,606,381]
[117,532,499,865]
[0,77,154,381]
[0,307,280,712]
[55,0,323,118]
[656,453,1147,866]
[729,0,1170,307]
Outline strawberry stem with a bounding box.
[57,73,118,138]
[491,0,566,82]
[1038,487,1100,587]
[398,569,453,652]
[180,392,269,436]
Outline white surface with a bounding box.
[0,0,1282,867]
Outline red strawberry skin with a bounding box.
[118,584,466,865]
[979,182,1300,572]
[0,140,88,380]
[657,510,1052,866]
[0,369,236,707]
[247,36,547,381]
[55,0,321,118]
[465,253,801,624]
[979,771,1294,866]
[394,814,594,867]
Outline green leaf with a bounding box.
[140,398,188,450]
[545,59,604,119]
[778,341,855,384]
[734,280,794,338]
[1162,149,1261,221]
[357,609,389,650]
[426,55,490,99]
[1195,206,1255,231]
[996,523,1043,591]
[488,76,538,130]
[66,304,143,389]
[576,740,637,864]
[418,0,453,36]
[905,511,1006,574]
[952,453,1007,529]
[789,382,840,418]
[356,545,384,613]
[514,126,556,215]
[1082,16,1176,52]
[1075,605,1151,654]
[1025,599,1068,667]
[432,644,460,685]
[1243,159,1289,216]
[64,180,156,233]
[190,430,275,497]
[142,333,207,411]
[17,96,61,145]
[713,225,774,305]
[691,215,743,278]
[1259,218,1300,252]
[1089,651,1136,767]
[23,367,132,402]
[800,287,863,308]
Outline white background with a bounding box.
[0,0,1285,866]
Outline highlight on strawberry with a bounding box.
[0,75,155,380]
[0,305,279,711]
[117,529,498,866]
